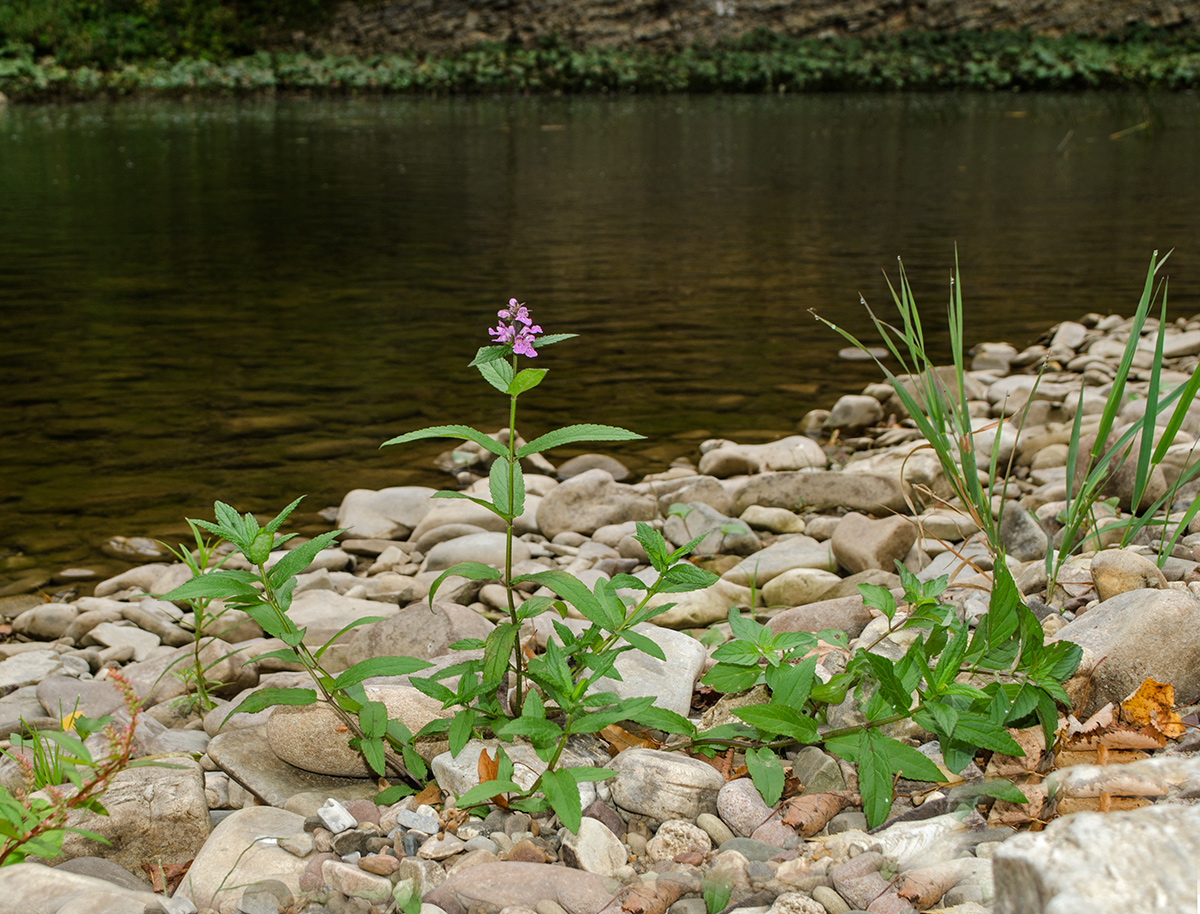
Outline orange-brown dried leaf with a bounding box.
[411,781,443,808]
[600,724,659,756]
[478,748,499,784]
[1121,678,1185,740]
[781,791,856,838]
[608,877,689,914]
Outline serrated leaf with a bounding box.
[332,656,433,691]
[634,522,670,573]
[765,656,816,708]
[489,456,525,519]
[734,704,818,742]
[455,777,524,810]
[469,344,509,367]
[619,628,666,661]
[429,561,503,605]
[710,641,761,666]
[514,570,604,625]
[494,716,562,745]
[516,424,645,458]
[857,729,894,828]
[746,746,785,806]
[879,734,946,783]
[222,688,317,725]
[630,705,697,737]
[163,570,260,603]
[381,425,507,456]
[478,357,515,393]
[268,530,342,587]
[658,562,720,593]
[509,368,547,395]
[483,623,518,685]
[531,332,577,350]
[858,582,898,620]
[727,607,763,643]
[540,768,582,833]
[701,662,761,693]
[449,710,476,756]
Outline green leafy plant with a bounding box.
[1052,251,1200,582]
[816,251,1200,598]
[382,300,722,829]
[672,561,1080,827]
[0,670,143,865]
[156,520,245,714]
[163,498,434,795]
[2,705,110,790]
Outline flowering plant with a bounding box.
[381,299,721,827]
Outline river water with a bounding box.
[2,92,1199,590]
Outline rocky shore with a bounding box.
[1,309,1200,914]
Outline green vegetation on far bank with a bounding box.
[4,29,1200,101]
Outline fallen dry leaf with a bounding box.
[142,860,191,894]
[476,748,507,809]
[781,791,857,838]
[600,724,659,756]
[1121,678,1185,740]
[411,781,443,808]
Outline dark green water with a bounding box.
[3,92,1200,590]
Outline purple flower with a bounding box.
[489,299,542,357]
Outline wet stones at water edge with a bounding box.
[2,310,1200,913]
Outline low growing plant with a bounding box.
[816,250,1200,598]
[0,670,144,865]
[163,497,435,791]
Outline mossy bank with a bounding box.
[6,30,1200,102]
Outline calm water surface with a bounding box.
[2,92,1200,588]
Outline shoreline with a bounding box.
[5,31,1200,103]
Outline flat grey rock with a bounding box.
[206,726,371,807]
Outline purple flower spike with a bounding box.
[490,299,542,357]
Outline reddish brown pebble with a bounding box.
[345,799,382,828]
[674,851,706,866]
[508,839,550,863]
[359,853,400,876]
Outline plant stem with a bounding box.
[507,353,524,711]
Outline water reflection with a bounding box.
[1,93,1198,585]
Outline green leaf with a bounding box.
[659,563,720,593]
[728,607,763,643]
[509,368,548,395]
[268,530,342,587]
[734,705,818,742]
[483,623,519,685]
[986,559,1022,645]
[540,768,582,833]
[357,700,388,739]
[381,425,507,456]
[516,424,645,458]
[701,662,761,693]
[634,522,670,573]
[514,570,604,625]
[222,688,317,725]
[469,345,509,367]
[163,570,260,603]
[745,747,785,806]
[489,456,525,519]
[449,710,476,756]
[630,706,697,737]
[332,656,433,691]
[376,784,415,806]
[531,332,577,350]
[880,735,946,783]
[857,729,895,828]
[710,641,761,666]
[494,716,562,745]
[765,656,816,709]
[428,562,503,604]
[313,615,387,660]
[619,628,666,661]
[858,582,897,621]
[568,697,656,734]
[455,777,524,810]
[478,357,515,393]
[933,622,970,690]
[952,711,1024,755]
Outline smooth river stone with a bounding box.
[610,749,724,826]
